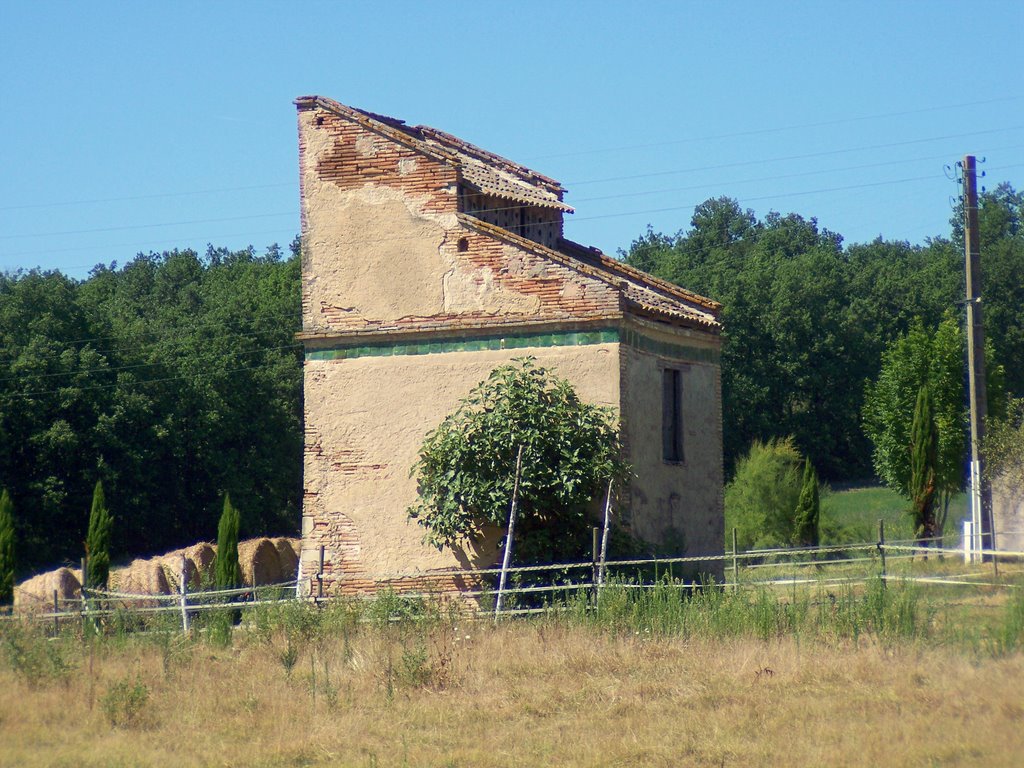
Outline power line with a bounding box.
[3,130,1019,243]
[564,126,1024,186]
[4,97,1015,217]
[0,182,295,213]
[1,151,1021,271]
[0,211,299,241]
[527,96,1024,161]
[0,228,296,261]
[0,164,977,255]
[569,168,1024,225]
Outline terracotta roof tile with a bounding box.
[296,96,568,208]
[458,214,721,332]
[461,161,573,211]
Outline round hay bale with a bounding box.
[13,567,81,612]
[157,552,198,593]
[272,537,300,581]
[113,558,171,608]
[185,542,215,580]
[238,538,282,587]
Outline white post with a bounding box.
[963,519,973,564]
[598,479,614,588]
[494,446,524,621]
[970,460,982,560]
[179,554,191,634]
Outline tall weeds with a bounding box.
[566,575,934,644]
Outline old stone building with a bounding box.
[295,95,724,593]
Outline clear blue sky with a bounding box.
[2,1,1022,278]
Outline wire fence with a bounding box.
[5,528,1023,633]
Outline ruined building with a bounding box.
[295,96,724,593]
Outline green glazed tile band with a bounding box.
[621,327,720,365]
[305,326,718,364]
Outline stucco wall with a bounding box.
[297,105,621,338]
[619,318,724,576]
[300,344,620,592]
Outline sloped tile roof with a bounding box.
[458,214,721,331]
[297,96,721,331]
[297,96,571,212]
[460,161,573,211]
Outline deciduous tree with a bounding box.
[408,358,626,563]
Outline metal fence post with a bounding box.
[731,527,739,592]
[316,546,325,604]
[591,526,599,607]
[877,519,886,585]
[80,556,88,632]
[179,554,191,634]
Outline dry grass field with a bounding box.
[2,586,1023,768]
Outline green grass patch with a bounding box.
[822,484,965,542]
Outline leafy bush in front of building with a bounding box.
[408,357,627,563]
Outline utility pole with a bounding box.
[962,155,993,559]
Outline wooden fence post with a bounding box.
[53,589,59,637]
[591,526,599,606]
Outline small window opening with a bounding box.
[457,237,469,252]
[662,368,684,463]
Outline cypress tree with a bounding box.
[215,494,242,590]
[909,385,939,547]
[85,480,112,589]
[0,489,14,605]
[792,458,820,547]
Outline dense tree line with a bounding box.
[624,183,1024,481]
[0,243,302,575]
[2,183,1021,575]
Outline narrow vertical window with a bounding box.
[662,368,683,463]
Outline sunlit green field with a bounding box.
[821,484,965,543]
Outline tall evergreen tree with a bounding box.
[0,489,15,605]
[792,458,820,547]
[85,480,112,589]
[215,494,242,590]
[909,385,939,548]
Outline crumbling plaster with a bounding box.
[301,344,620,584]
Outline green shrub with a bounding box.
[1,624,75,686]
[725,438,803,550]
[101,676,150,728]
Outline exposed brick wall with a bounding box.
[306,105,458,215]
